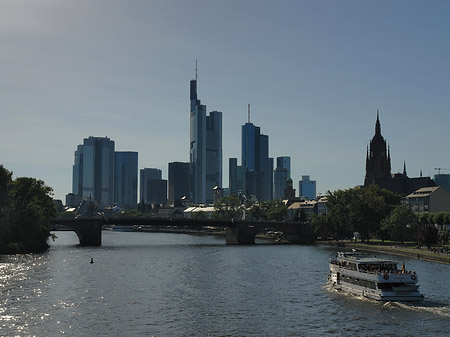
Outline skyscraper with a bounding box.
[189,68,222,204]
[274,156,291,199]
[274,167,289,199]
[229,158,247,197]
[114,151,138,208]
[241,106,273,201]
[299,175,316,200]
[140,168,167,205]
[276,156,291,177]
[168,162,190,204]
[205,110,222,203]
[71,136,115,207]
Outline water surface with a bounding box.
[1,231,449,336]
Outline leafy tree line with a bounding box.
[311,185,448,247]
[0,165,56,254]
[212,197,288,221]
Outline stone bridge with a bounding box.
[49,217,315,246]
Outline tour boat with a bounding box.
[110,225,136,232]
[329,251,424,301]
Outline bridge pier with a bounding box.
[72,220,103,246]
[225,223,258,245]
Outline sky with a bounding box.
[1,0,450,202]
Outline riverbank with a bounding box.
[318,240,450,265]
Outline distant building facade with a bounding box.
[434,174,450,194]
[168,162,190,205]
[114,151,138,208]
[299,175,316,200]
[284,177,296,199]
[406,186,450,213]
[140,168,167,205]
[229,158,247,197]
[274,167,290,199]
[71,136,115,207]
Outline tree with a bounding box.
[311,214,332,239]
[432,212,446,231]
[324,189,355,240]
[417,212,430,228]
[0,165,13,247]
[213,196,243,220]
[266,200,288,221]
[247,200,288,221]
[7,177,56,253]
[381,205,417,243]
[248,202,267,221]
[417,226,438,248]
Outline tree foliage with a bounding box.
[0,165,56,254]
[0,165,13,247]
[381,205,418,243]
[312,185,401,241]
[417,226,439,248]
[247,200,288,221]
[213,196,243,220]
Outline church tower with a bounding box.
[364,111,391,186]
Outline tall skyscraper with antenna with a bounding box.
[241,105,273,201]
[189,62,222,203]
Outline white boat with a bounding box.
[329,251,424,302]
[110,225,136,232]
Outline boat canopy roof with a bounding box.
[337,251,396,265]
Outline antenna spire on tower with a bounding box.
[248,104,251,123]
[195,59,198,81]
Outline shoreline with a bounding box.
[318,240,450,265]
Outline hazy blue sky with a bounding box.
[1,0,450,201]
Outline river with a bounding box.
[1,231,449,336]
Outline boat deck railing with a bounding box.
[330,260,416,276]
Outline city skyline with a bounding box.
[1,1,450,202]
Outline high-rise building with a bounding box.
[299,175,316,200]
[274,167,290,199]
[229,158,248,197]
[229,158,238,196]
[241,106,273,201]
[276,156,291,177]
[71,136,115,207]
[189,71,222,204]
[168,162,190,204]
[205,110,222,203]
[140,168,167,205]
[114,152,138,208]
[274,156,291,199]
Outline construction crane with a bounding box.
[434,168,449,175]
